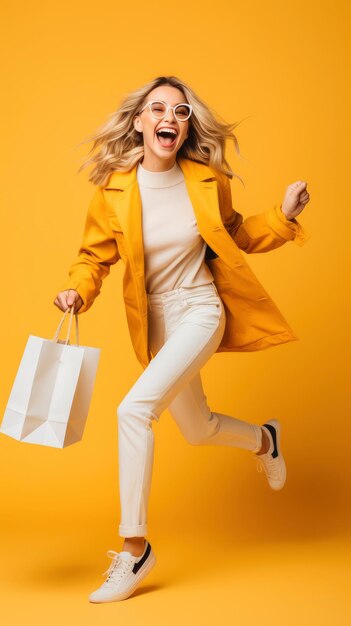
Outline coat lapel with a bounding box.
[104,157,240,285]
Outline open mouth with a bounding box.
[155,129,178,148]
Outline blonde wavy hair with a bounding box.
[76,75,247,187]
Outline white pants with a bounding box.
[117,281,263,538]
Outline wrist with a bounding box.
[280,204,296,222]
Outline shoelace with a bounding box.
[256,454,280,479]
[101,550,133,584]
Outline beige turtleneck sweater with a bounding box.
[136,160,214,294]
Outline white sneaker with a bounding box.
[89,540,156,603]
[254,419,286,490]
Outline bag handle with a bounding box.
[52,303,80,346]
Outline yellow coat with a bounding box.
[60,157,311,369]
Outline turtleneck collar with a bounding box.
[136,159,185,189]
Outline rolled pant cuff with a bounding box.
[119,523,148,537]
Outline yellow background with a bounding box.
[0,0,350,623]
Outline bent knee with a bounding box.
[117,399,157,428]
[117,399,137,422]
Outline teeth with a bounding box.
[157,128,177,135]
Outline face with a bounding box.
[133,85,190,171]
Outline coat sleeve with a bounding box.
[217,174,311,253]
[59,186,120,313]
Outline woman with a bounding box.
[54,75,311,603]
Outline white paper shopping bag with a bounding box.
[0,305,100,448]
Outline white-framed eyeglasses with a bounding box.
[138,100,192,121]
